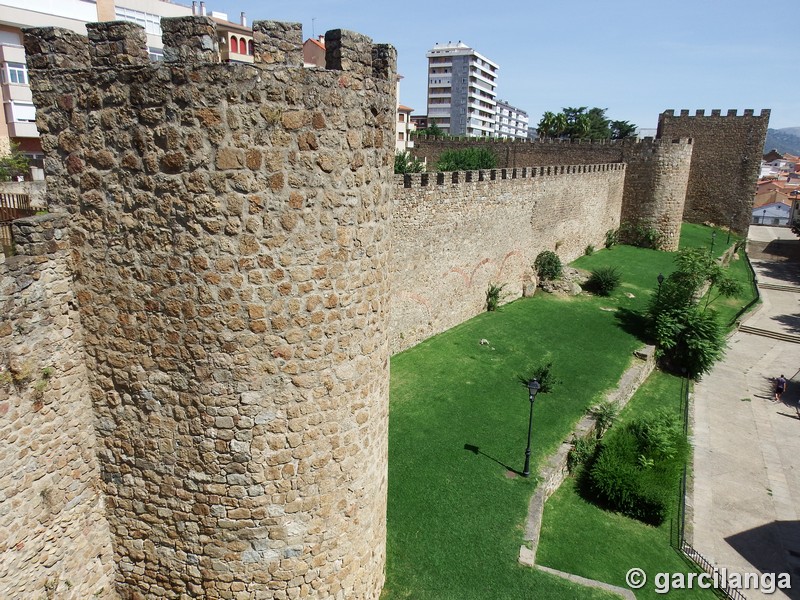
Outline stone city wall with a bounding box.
[620,138,694,251]
[391,164,626,352]
[0,213,117,599]
[23,16,395,599]
[657,109,770,234]
[410,136,694,250]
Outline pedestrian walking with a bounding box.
[775,374,787,402]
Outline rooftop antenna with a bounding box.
[312,17,316,39]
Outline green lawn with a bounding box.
[536,371,717,600]
[386,295,640,599]
[384,223,749,599]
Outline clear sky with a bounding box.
[207,0,798,131]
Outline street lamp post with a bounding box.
[657,272,664,300]
[762,209,766,225]
[522,379,540,478]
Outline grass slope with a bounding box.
[384,223,748,599]
[537,371,716,599]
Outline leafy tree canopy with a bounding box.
[416,122,446,137]
[536,107,637,141]
[0,142,29,181]
[436,147,496,172]
[394,151,424,174]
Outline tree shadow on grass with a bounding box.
[463,443,523,476]
[613,307,652,343]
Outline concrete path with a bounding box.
[692,225,800,600]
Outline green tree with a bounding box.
[417,122,446,137]
[647,247,741,378]
[536,107,636,141]
[394,150,424,174]
[610,120,637,139]
[0,143,29,181]
[436,147,496,171]
[536,111,568,139]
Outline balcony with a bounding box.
[0,44,26,64]
[7,121,38,138]
[2,83,32,103]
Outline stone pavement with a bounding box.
[692,225,800,600]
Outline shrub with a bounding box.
[652,305,725,379]
[534,251,562,281]
[584,244,595,256]
[604,228,618,249]
[436,147,497,171]
[520,361,562,394]
[394,151,424,174]
[485,283,506,312]
[588,429,669,525]
[586,266,622,297]
[586,412,687,525]
[618,221,664,249]
[567,434,598,473]
[590,400,621,438]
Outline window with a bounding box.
[239,38,247,54]
[248,39,254,55]
[398,113,405,122]
[10,101,35,122]
[231,35,239,51]
[398,132,404,141]
[2,62,28,85]
[148,48,164,62]
[115,7,162,35]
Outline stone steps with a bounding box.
[757,282,800,293]
[738,324,800,344]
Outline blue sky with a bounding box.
[208,0,798,130]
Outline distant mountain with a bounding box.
[764,127,800,155]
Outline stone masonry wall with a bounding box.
[411,136,693,250]
[0,214,117,599]
[620,138,693,251]
[24,17,395,600]
[391,164,625,353]
[657,109,770,234]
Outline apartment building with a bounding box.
[426,41,498,137]
[494,99,528,139]
[0,0,249,167]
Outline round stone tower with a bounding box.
[24,17,395,599]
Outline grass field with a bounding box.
[536,370,717,599]
[383,223,755,599]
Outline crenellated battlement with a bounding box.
[662,108,770,119]
[397,163,625,190]
[17,16,397,600]
[658,108,769,232]
[24,17,396,80]
[410,133,693,148]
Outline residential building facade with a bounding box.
[493,99,528,139]
[0,0,251,168]
[396,104,414,152]
[426,41,498,137]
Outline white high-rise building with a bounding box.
[426,41,498,137]
[494,99,529,139]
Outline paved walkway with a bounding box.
[692,225,800,600]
